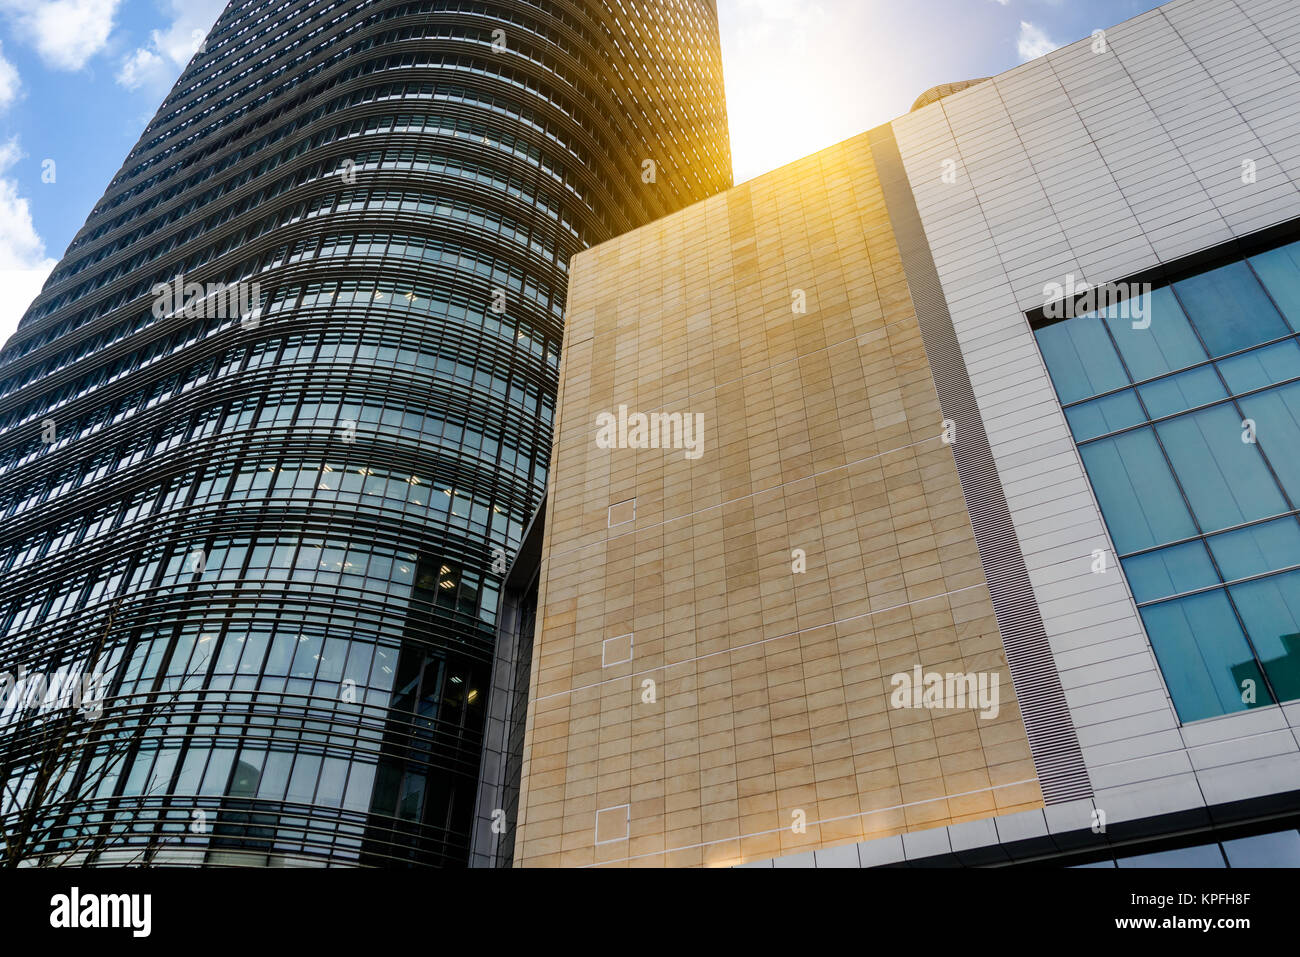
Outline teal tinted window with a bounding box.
[1116,844,1226,868]
[1104,286,1206,381]
[1122,542,1218,604]
[1034,238,1300,723]
[1035,315,1128,403]
[1222,830,1300,867]
[1140,590,1272,722]
[1137,365,1227,419]
[1175,261,1290,357]
[1248,241,1300,331]
[1064,389,1144,441]
[1208,518,1300,582]
[1080,429,1197,553]
[1217,339,1300,394]
[1155,403,1287,532]
[1229,569,1300,702]
[1237,381,1300,502]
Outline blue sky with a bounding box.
[0,0,1169,345]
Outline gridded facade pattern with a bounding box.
[888,0,1300,855]
[1036,240,1300,723]
[0,0,730,866]
[514,135,1044,868]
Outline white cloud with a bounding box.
[0,140,56,349]
[1017,20,1060,61]
[991,0,1011,5]
[0,0,122,71]
[116,0,226,92]
[0,42,18,112]
[116,46,164,91]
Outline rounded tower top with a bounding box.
[910,78,992,112]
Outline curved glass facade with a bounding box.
[0,0,730,866]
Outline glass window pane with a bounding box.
[1117,843,1226,868]
[1222,829,1300,867]
[287,753,322,803]
[1064,389,1145,442]
[1217,339,1300,395]
[1247,241,1300,331]
[1122,541,1219,604]
[316,757,349,807]
[1208,517,1300,582]
[1140,590,1272,722]
[228,750,265,798]
[174,747,211,795]
[1138,365,1227,420]
[1238,381,1300,503]
[1155,403,1287,532]
[1174,261,1290,357]
[1035,316,1129,404]
[1080,428,1198,553]
[343,762,376,812]
[1228,569,1300,702]
[1105,286,1207,380]
[257,751,292,801]
[199,748,236,796]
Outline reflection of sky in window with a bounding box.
[1034,243,1300,722]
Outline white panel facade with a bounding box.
[892,0,1300,831]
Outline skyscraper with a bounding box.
[0,0,730,867]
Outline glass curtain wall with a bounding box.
[1036,239,1300,722]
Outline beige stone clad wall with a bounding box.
[513,132,1044,868]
